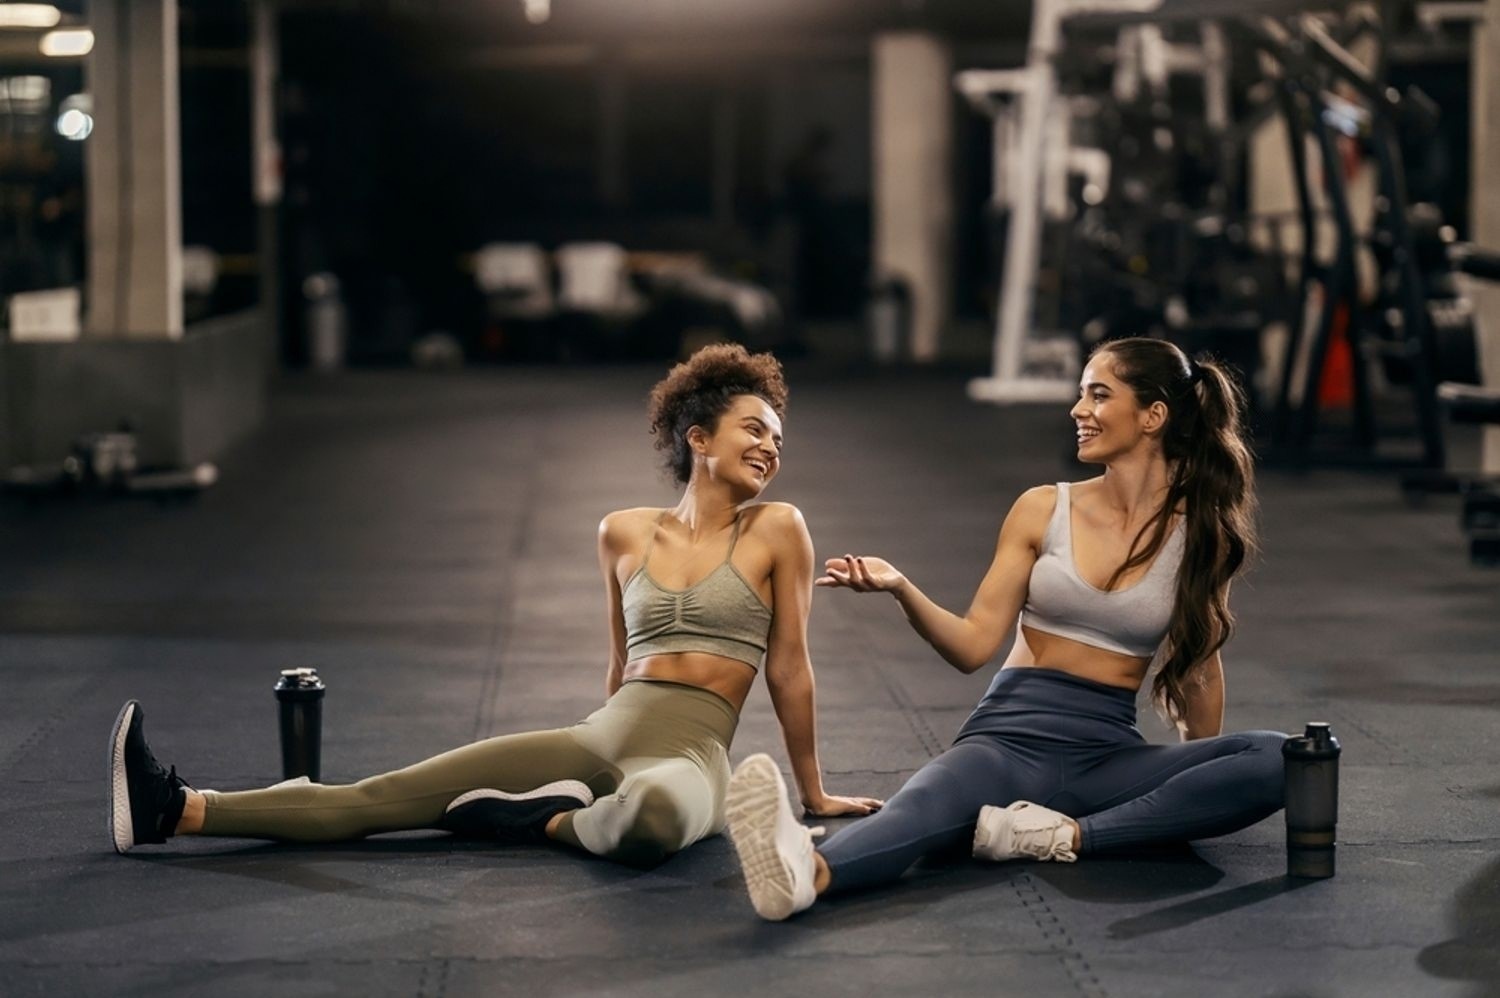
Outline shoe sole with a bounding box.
[724,753,801,921]
[108,701,137,854]
[445,779,594,813]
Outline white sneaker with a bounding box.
[725,753,817,921]
[972,801,1079,863]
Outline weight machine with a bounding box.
[957,0,1305,405]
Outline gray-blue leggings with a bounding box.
[820,667,1287,894]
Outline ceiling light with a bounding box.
[56,107,91,140]
[40,27,93,57]
[0,4,62,29]
[38,26,91,55]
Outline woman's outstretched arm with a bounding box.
[761,503,883,818]
[816,486,1053,674]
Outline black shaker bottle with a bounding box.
[274,667,326,782]
[1282,721,1341,878]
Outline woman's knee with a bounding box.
[574,780,702,865]
[623,785,692,850]
[599,785,696,866]
[1241,730,1289,809]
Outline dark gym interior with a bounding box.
[2,1,1498,996]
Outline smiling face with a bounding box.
[690,394,783,496]
[1070,354,1166,464]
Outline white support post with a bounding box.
[968,1,1069,402]
[1475,0,1500,471]
[963,0,1162,405]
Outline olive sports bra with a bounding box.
[622,512,773,669]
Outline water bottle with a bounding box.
[1282,722,1341,879]
[274,667,326,782]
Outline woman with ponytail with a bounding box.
[724,336,1286,921]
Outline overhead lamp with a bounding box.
[523,0,550,25]
[39,27,92,56]
[57,107,91,140]
[0,4,62,29]
[56,91,91,140]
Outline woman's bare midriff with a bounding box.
[622,653,758,711]
[1002,625,1150,691]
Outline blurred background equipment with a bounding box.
[957,0,1167,404]
[0,0,1495,562]
[2,426,217,500]
[473,241,554,359]
[181,243,219,323]
[552,240,646,361]
[302,271,347,372]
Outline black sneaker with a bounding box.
[439,780,594,843]
[108,700,189,853]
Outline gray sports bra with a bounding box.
[1019,482,1183,658]
[622,512,773,670]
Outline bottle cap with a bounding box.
[1284,722,1339,759]
[275,667,324,691]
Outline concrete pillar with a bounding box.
[5,0,267,471]
[85,0,182,339]
[873,32,952,362]
[1475,0,1500,472]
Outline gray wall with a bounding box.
[3,308,270,470]
[180,309,271,465]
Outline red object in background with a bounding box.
[1316,129,1363,411]
[1318,301,1355,408]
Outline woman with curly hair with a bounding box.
[109,343,880,866]
[724,337,1287,920]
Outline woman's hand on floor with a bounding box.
[803,793,884,817]
[816,555,905,593]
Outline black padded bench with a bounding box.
[1438,382,1500,425]
[1437,382,1500,565]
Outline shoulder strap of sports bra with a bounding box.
[638,511,669,572]
[722,512,744,562]
[1047,482,1072,553]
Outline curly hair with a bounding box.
[647,343,788,485]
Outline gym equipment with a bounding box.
[1436,369,1500,568]
[957,0,1167,405]
[1245,11,1461,471]
[2,429,217,500]
[958,0,1303,406]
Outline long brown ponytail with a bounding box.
[1093,338,1259,723]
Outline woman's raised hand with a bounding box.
[816,555,905,593]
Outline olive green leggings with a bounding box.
[200,680,737,867]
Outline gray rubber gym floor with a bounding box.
[3,364,1496,998]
